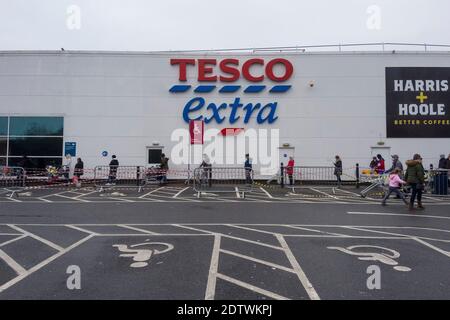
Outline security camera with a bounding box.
[309,80,315,87]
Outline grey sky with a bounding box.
[0,0,449,51]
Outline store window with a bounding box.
[9,137,63,156]
[0,117,7,136]
[9,117,63,136]
[1,116,64,168]
[0,137,6,156]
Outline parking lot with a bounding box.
[0,183,449,300]
[1,183,450,205]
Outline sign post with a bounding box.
[188,120,204,183]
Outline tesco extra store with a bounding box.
[0,50,449,177]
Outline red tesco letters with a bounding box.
[171,58,293,82]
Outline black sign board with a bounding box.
[386,67,450,138]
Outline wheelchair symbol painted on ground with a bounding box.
[113,242,174,268]
[327,245,412,272]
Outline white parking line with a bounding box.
[65,225,99,235]
[205,235,221,300]
[259,187,273,199]
[348,211,450,220]
[7,225,64,252]
[0,234,94,293]
[118,225,160,235]
[220,248,296,274]
[139,187,165,199]
[0,235,27,248]
[54,194,90,202]
[73,190,98,199]
[411,237,450,258]
[0,249,27,275]
[276,234,320,300]
[286,225,348,237]
[173,187,190,198]
[309,187,339,200]
[174,224,284,250]
[235,187,241,199]
[216,273,289,300]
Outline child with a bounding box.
[381,168,408,206]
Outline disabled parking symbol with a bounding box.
[327,245,411,272]
[113,242,174,268]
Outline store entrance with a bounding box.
[278,146,295,167]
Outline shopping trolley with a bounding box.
[360,172,389,198]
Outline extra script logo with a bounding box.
[169,58,294,125]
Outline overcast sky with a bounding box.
[0,0,449,51]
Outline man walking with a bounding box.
[405,154,425,211]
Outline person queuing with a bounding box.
[405,154,426,211]
[438,154,447,169]
[286,156,295,186]
[381,168,408,206]
[199,154,212,187]
[333,155,343,187]
[375,154,385,174]
[73,158,84,186]
[63,154,75,181]
[244,154,253,185]
[369,157,378,174]
[108,155,119,184]
[159,153,169,184]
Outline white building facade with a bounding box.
[0,50,449,176]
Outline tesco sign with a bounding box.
[169,58,294,125]
[170,58,294,82]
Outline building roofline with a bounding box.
[1,43,450,56]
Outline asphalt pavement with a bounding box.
[0,185,449,300]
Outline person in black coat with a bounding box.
[108,155,119,184]
[74,158,84,178]
[438,154,447,169]
[333,155,343,187]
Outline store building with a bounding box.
[0,49,449,176]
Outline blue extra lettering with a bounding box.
[257,103,278,124]
[183,97,204,123]
[182,97,278,124]
[205,102,227,124]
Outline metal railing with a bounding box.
[94,165,146,192]
[426,169,449,196]
[280,165,357,188]
[193,167,254,198]
[160,42,450,54]
[0,166,26,197]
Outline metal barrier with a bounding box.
[94,166,146,192]
[426,169,449,196]
[0,166,26,197]
[144,165,167,185]
[281,166,357,188]
[193,167,254,198]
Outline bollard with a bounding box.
[280,162,284,188]
[355,163,360,189]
